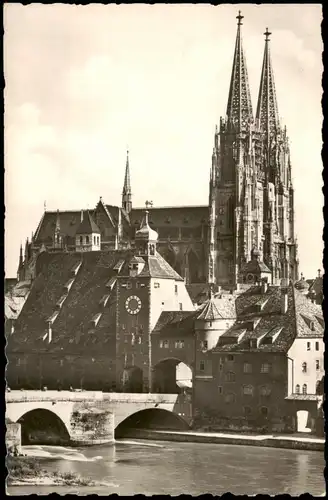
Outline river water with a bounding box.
[7,439,325,496]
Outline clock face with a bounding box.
[125,295,142,315]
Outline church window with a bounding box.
[302,384,307,395]
[295,384,300,394]
[225,371,235,382]
[86,235,89,244]
[80,236,83,244]
[301,362,307,373]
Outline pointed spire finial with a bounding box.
[264,27,271,41]
[236,10,244,26]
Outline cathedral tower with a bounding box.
[209,14,299,287]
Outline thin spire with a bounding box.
[226,11,253,130]
[256,28,280,140]
[122,149,131,195]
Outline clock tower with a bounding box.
[115,210,194,392]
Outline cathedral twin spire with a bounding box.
[226,11,280,139]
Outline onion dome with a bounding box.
[295,273,309,291]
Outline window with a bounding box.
[250,339,257,348]
[218,386,223,395]
[261,363,271,374]
[310,321,315,331]
[94,236,96,245]
[179,303,183,311]
[243,385,254,396]
[244,406,252,416]
[307,342,311,351]
[219,364,223,372]
[260,406,268,416]
[225,393,236,404]
[121,324,126,331]
[60,359,64,367]
[260,385,271,397]
[316,360,320,371]
[175,340,184,349]
[97,236,100,245]
[154,282,160,289]
[243,363,252,374]
[201,340,208,350]
[86,235,89,244]
[315,341,319,351]
[302,384,307,395]
[302,362,307,373]
[160,340,169,349]
[127,281,133,290]
[80,236,83,244]
[199,360,205,371]
[227,354,234,362]
[175,284,178,294]
[225,371,235,382]
[295,384,300,394]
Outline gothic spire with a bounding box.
[226,11,253,131]
[122,149,132,214]
[256,28,280,140]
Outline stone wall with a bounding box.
[69,402,115,445]
[6,422,21,455]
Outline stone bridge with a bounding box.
[6,391,192,446]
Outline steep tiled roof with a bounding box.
[119,251,184,281]
[5,278,17,294]
[197,298,223,320]
[131,206,208,229]
[308,276,323,297]
[240,258,271,274]
[211,294,237,319]
[76,211,100,234]
[6,251,126,354]
[294,290,324,338]
[5,295,26,320]
[153,310,199,336]
[212,285,295,353]
[34,210,89,245]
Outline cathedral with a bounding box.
[17,12,299,289]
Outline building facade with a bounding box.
[16,13,298,289]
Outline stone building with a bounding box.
[15,12,298,289]
[6,211,195,392]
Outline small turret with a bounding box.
[76,210,101,252]
[135,210,158,257]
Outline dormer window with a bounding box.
[310,321,315,331]
[250,339,257,348]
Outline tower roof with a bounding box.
[256,28,280,139]
[197,296,223,321]
[135,210,158,241]
[226,11,253,130]
[76,210,100,235]
[122,149,131,195]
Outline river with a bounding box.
[7,439,325,496]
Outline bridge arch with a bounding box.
[17,408,71,445]
[115,407,190,438]
[152,357,193,394]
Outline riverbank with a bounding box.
[121,429,324,451]
[6,455,101,487]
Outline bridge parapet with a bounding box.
[5,391,104,403]
[103,393,179,404]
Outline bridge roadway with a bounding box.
[6,391,192,446]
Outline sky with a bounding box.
[4,4,323,279]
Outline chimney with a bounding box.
[281,287,288,314]
[261,278,268,294]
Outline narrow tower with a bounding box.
[256,29,299,283]
[122,149,132,214]
[214,12,255,287]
